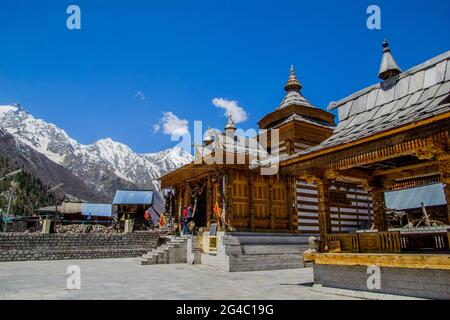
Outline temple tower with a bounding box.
[258,65,335,155]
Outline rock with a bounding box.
[56,224,119,234]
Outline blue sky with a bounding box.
[0,0,449,153]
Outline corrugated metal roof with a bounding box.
[112,190,154,205]
[385,183,446,210]
[81,203,113,217]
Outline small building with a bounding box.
[36,194,85,220]
[112,189,154,222]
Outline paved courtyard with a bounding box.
[0,258,360,300]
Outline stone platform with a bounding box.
[309,252,450,299]
[189,232,311,272]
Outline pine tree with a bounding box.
[0,156,55,216]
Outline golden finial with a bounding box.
[284,65,302,92]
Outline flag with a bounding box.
[213,201,222,219]
[159,214,167,227]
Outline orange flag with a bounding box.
[159,214,167,227]
[213,202,222,219]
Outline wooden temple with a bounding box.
[161,66,375,235]
[160,115,299,233]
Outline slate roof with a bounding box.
[277,65,318,110]
[284,50,450,160]
[269,113,335,130]
[196,133,270,160]
[277,88,318,110]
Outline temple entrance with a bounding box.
[193,186,207,228]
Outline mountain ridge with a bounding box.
[0,104,193,208]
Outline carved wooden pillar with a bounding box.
[177,185,183,232]
[285,139,294,155]
[183,183,192,207]
[439,159,450,224]
[226,171,234,230]
[371,187,388,232]
[206,176,212,229]
[248,173,255,230]
[286,174,297,231]
[268,176,275,230]
[316,178,332,240]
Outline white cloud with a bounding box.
[212,98,248,123]
[134,91,146,101]
[153,112,189,136]
[152,123,161,133]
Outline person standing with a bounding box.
[187,204,194,234]
[144,209,151,229]
[182,206,188,236]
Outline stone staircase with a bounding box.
[136,236,187,265]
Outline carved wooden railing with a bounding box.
[357,231,402,253]
[325,231,450,254]
[325,233,359,253]
[400,231,450,252]
[325,231,401,253]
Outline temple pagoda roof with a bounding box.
[259,65,335,129]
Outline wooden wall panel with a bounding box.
[253,175,269,219]
[296,180,372,235]
[232,171,250,228]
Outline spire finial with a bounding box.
[224,115,236,136]
[284,65,302,92]
[378,39,401,81]
[225,115,236,129]
[203,126,213,145]
[382,38,390,52]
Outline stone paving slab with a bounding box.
[0,258,360,300]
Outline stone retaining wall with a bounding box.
[0,232,159,262]
[313,264,450,300]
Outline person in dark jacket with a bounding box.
[186,204,194,234]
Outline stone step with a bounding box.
[138,236,187,266]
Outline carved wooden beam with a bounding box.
[283,125,450,172]
[372,160,440,177]
[334,168,374,186]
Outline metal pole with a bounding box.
[0,169,22,182]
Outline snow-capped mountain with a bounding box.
[0,104,193,206]
[0,127,104,202]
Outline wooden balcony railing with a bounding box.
[325,231,401,253]
[325,231,450,254]
[400,231,449,252]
